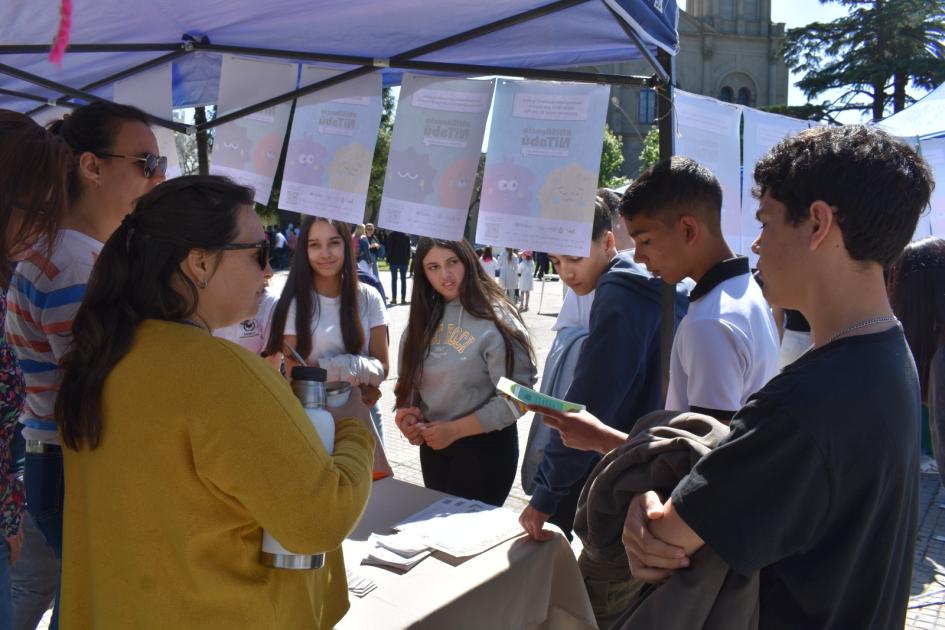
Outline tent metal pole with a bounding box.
[656,49,676,400]
[0,86,78,106]
[391,59,653,86]
[392,0,592,61]
[194,43,374,67]
[0,61,188,133]
[603,4,671,86]
[0,44,182,55]
[26,48,192,120]
[197,65,377,131]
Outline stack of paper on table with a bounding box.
[361,532,432,571]
[392,496,524,557]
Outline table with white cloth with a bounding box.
[338,477,597,629]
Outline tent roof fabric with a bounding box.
[875,82,945,140]
[0,0,678,112]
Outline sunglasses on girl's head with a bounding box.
[220,240,271,270]
[95,152,168,179]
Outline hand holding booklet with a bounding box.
[496,376,585,414]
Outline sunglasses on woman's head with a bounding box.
[220,240,271,270]
[95,152,168,179]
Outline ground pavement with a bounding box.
[35,268,945,628]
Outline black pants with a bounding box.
[420,424,518,507]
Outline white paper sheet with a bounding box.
[393,496,523,557]
[279,67,382,223]
[920,137,945,239]
[113,64,182,179]
[211,55,298,204]
[740,108,810,261]
[476,79,610,257]
[379,74,494,240]
[675,90,743,254]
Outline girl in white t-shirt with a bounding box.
[266,217,389,437]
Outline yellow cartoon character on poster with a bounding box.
[538,164,597,221]
[328,143,372,192]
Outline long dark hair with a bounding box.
[0,110,72,286]
[265,216,363,360]
[888,237,945,401]
[56,176,255,450]
[395,238,533,408]
[47,101,151,202]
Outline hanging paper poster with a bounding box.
[476,79,610,257]
[279,67,382,223]
[675,90,743,254]
[741,108,810,261]
[379,73,494,241]
[921,138,945,238]
[114,64,182,179]
[211,55,298,204]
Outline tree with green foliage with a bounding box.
[638,126,660,175]
[365,87,396,224]
[784,0,945,122]
[599,124,629,188]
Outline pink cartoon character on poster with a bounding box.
[284,136,328,185]
[212,124,251,170]
[384,147,437,203]
[480,161,536,216]
[437,157,478,210]
[253,132,284,178]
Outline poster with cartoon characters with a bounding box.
[210,55,298,204]
[279,66,382,223]
[476,79,610,257]
[379,73,494,240]
[114,64,182,179]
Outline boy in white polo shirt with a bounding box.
[624,156,779,421]
[539,157,779,456]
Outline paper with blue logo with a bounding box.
[279,67,382,223]
[476,79,610,257]
[210,55,298,204]
[379,73,494,241]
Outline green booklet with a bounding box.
[496,377,586,414]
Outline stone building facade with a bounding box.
[597,0,789,177]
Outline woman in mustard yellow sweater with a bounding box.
[54,176,375,629]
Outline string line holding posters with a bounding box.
[210,55,298,205]
[279,67,382,224]
[379,73,494,241]
[476,79,610,257]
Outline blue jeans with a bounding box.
[0,539,11,630]
[370,404,384,445]
[23,450,62,629]
[389,264,408,301]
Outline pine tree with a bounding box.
[784,0,945,122]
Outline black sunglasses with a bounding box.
[220,240,271,270]
[95,152,168,179]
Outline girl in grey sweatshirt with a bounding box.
[395,238,537,506]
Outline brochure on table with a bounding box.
[114,64,182,179]
[675,90,742,254]
[393,496,524,558]
[476,79,610,257]
[210,55,298,204]
[379,73,494,240]
[279,67,382,223]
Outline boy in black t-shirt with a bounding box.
[542,126,935,629]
